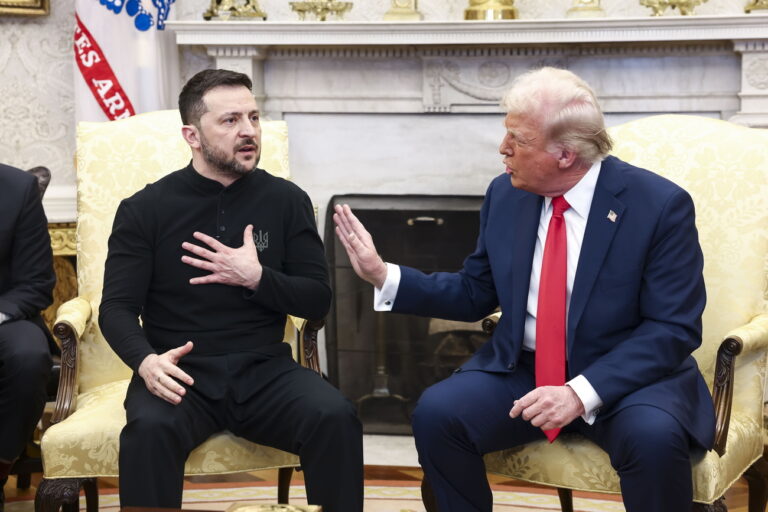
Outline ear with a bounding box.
[181,124,201,149]
[556,147,579,169]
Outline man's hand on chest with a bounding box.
[181,224,263,290]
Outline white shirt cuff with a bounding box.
[0,312,10,325]
[566,374,603,425]
[373,263,400,311]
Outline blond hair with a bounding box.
[501,67,612,164]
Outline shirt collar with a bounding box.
[543,160,602,219]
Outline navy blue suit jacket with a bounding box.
[393,156,715,450]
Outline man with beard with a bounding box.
[99,69,363,511]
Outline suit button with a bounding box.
[507,363,516,370]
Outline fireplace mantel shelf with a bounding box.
[167,15,768,47]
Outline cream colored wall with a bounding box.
[0,0,76,190]
[0,0,752,205]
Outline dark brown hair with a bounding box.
[178,69,253,126]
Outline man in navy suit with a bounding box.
[334,67,713,511]
[0,163,55,511]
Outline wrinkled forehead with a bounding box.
[201,85,259,117]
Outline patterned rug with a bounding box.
[5,483,625,511]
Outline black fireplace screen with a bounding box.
[324,194,490,434]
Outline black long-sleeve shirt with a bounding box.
[99,164,331,372]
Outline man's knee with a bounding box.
[308,393,360,435]
[412,383,461,442]
[1,323,51,383]
[607,407,690,471]
[121,404,193,456]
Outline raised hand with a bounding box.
[137,341,195,405]
[333,204,388,288]
[181,225,263,290]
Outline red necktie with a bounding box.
[535,195,570,442]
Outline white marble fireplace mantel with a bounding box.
[168,15,768,123]
[167,15,768,46]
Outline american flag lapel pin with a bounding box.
[607,210,617,223]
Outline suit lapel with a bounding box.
[567,158,626,352]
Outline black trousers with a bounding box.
[0,320,51,462]
[119,345,363,512]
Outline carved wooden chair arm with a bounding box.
[289,315,325,375]
[712,312,768,456]
[51,297,92,425]
[482,311,501,335]
[724,313,768,359]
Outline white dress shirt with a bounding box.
[0,312,10,325]
[374,160,605,424]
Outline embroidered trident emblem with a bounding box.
[253,230,269,252]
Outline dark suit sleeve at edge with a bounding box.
[0,175,55,319]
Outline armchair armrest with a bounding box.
[288,315,325,375]
[712,312,768,457]
[51,297,92,424]
[725,313,768,359]
[482,311,502,335]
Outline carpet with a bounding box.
[5,484,625,512]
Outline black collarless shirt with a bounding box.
[99,164,331,371]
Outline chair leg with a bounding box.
[691,497,727,511]
[82,478,99,512]
[744,450,768,512]
[15,472,31,489]
[35,478,88,512]
[557,488,574,512]
[277,467,293,504]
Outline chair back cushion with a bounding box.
[75,109,289,392]
[609,115,768,390]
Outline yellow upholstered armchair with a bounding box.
[35,110,323,511]
[421,115,768,512]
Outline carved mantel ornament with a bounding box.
[464,0,517,20]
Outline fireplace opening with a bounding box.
[324,194,490,435]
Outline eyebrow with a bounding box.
[220,110,260,119]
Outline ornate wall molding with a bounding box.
[168,16,768,46]
[746,58,768,89]
[167,16,767,121]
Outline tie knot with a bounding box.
[551,196,570,216]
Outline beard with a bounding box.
[200,133,260,178]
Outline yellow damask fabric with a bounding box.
[42,110,298,478]
[484,115,768,503]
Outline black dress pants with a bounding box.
[119,345,363,512]
[0,320,51,462]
